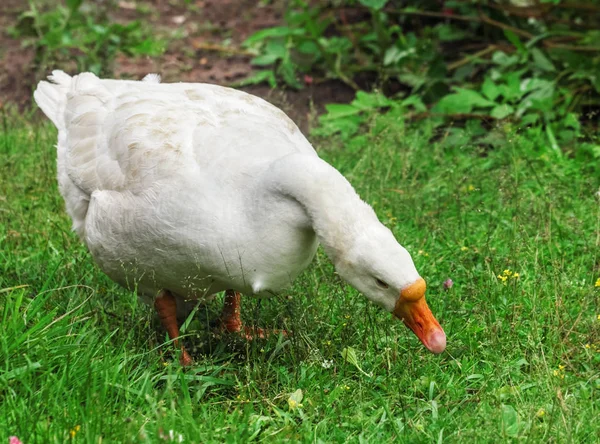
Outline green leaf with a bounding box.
[490,104,514,119]
[358,0,389,10]
[498,69,527,100]
[563,112,580,130]
[520,78,553,94]
[314,116,362,139]
[434,94,471,114]
[520,113,539,126]
[321,104,361,120]
[520,79,555,113]
[129,38,165,56]
[353,91,393,110]
[545,122,560,153]
[251,53,282,66]
[243,26,292,46]
[341,347,372,377]
[250,39,287,66]
[454,88,496,107]
[234,70,277,88]
[434,88,495,113]
[296,39,320,56]
[401,95,427,112]
[279,59,302,89]
[320,36,352,54]
[531,48,555,72]
[501,404,520,437]
[492,51,520,67]
[481,77,500,101]
[504,30,525,54]
[397,72,426,89]
[384,46,414,66]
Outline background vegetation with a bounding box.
[1,0,599,442]
[241,0,600,154]
[10,0,165,76]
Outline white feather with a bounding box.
[142,73,162,83]
[34,71,421,316]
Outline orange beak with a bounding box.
[393,278,446,354]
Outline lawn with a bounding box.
[1,109,599,443]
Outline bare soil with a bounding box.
[0,0,355,133]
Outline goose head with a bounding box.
[334,224,446,354]
[265,153,446,353]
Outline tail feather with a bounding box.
[33,70,73,130]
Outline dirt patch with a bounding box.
[0,0,36,108]
[0,0,354,133]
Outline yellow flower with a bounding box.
[503,269,512,276]
[597,314,600,321]
[585,344,591,349]
[553,370,559,376]
[536,408,545,418]
[287,388,303,410]
[69,425,81,438]
[418,250,429,257]
[467,184,475,192]
[460,246,469,252]
[558,364,565,370]
[595,278,600,287]
[512,273,520,279]
[497,274,508,282]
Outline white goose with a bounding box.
[34,70,446,365]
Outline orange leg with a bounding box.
[221,289,243,333]
[154,290,193,366]
[220,289,287,339]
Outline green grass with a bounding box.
[1,110,599,443]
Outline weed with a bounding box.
[243,1,600,148]
[10,0,165,76]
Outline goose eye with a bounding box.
[375,278,389,289]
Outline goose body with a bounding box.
[34,71,446,357]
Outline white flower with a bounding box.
[168,430,184,443]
